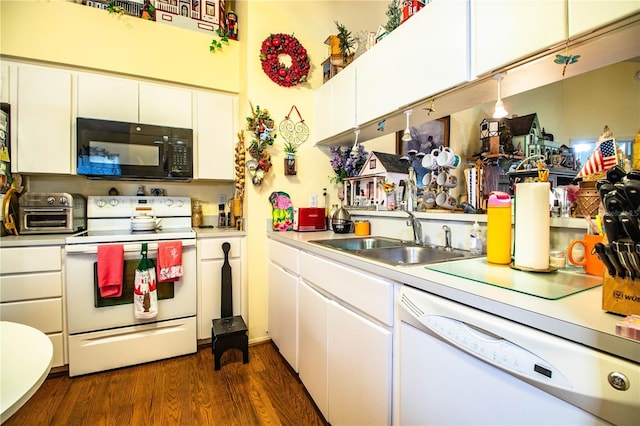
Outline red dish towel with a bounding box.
[97,244,124,298]
[157,241,183,282]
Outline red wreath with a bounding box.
[260,33,310,88]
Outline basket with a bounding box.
[574,180,600,218]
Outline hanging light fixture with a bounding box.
[492,72,508,119]
[402,109,413,142]
[350,129,361,157]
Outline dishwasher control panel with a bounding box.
[421,314,572,388]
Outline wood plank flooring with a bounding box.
[4,341,328,426]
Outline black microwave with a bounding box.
[77,117,193,181]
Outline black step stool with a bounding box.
[212,315,248,370]
[211,242,249,370]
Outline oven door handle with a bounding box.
[65,239,195,254]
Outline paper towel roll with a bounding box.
[514,182,550,270]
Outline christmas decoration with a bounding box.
[245,102,276,185]
[260,33,310,87]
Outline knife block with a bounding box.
[602,271,640,316]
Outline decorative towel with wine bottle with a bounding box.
[134,243,158,319]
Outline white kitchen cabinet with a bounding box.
[297,250,395,425]
[77,73,139,122]
[15,64,72,174]
[471,0,567,77]
[327,300,392,426]
[197,236,244,340]
[313,81,334,143]
[355,35,401,126]
[0,245,65,368]
[267,239,299,370]
[76,73,192,128]
[139,82,192,128]
[568,0,640,37]
[298,279,329,419]
[394,0,471,109]
[194,91,237,180]
[1,63,9,103]
[313,64,356,144]
[268,261,298,371]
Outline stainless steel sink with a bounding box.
[310,236,406,251]
[353,245,468,266]
[310,236,477,266]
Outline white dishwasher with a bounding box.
[399,285,639,426]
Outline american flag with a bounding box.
[576,139,618,178]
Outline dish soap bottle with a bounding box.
[469,221,483,255]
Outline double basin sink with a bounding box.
[310,236,477,267]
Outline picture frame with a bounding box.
[396,116,450,188]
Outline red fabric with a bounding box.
[97,244,124,298]
[157,241,183,282]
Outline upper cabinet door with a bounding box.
[568,0,640,37]
[313,81,333,144]
[139,83,192,128]
[329,65,357,136]
[356,36,401,126]
[16,64,72,174]
[77,73,138,122]
[0,63,10,104]
[471,0,567,77]
[395,0,472,109]
[194,91,236,180]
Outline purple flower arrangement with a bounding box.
[330,145,368,184]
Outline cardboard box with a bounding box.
[602,271,640,316]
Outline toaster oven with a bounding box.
[19,193,87,234]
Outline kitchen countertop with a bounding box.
[268,230,640,364]
[0,227,246,248]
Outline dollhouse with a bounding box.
[343,151,409,209]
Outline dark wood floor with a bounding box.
[4,341,328,426]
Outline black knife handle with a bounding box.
[604,243,626,278]
[619,211,640,242]
[602,213,622,242]
[594,243,616,277]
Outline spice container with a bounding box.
[549,250,566,268]
[192,200,203,227]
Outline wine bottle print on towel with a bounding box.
[270,191,294,231]
[134,243,158,319]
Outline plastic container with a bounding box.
[487,191,512,264]
[469,221,483,255]
[354,220,371,236]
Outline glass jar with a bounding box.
[549,250,566,268]
[192,201,203,227]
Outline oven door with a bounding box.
[65,239,196,334]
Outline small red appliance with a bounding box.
[293,207,326,232]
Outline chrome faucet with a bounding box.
[442,225,452,251]
[406,212,423,245]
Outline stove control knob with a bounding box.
[165,199,174,207]
[96,199,106,208]
[175,200,184,207]
[46,196,55,205]
[109,198,119,207]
